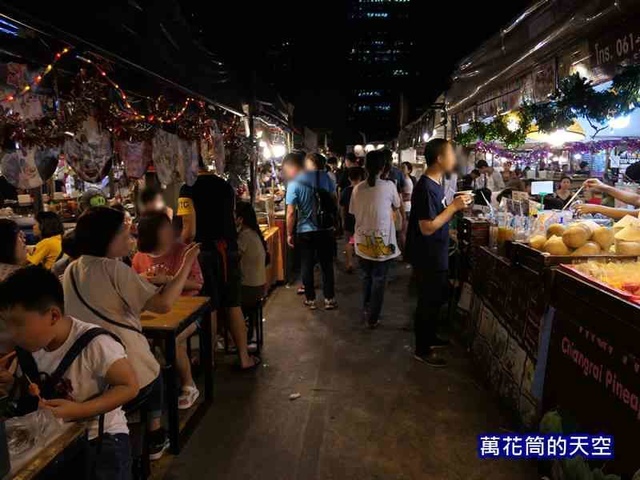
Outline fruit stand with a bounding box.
[457,212,640,428]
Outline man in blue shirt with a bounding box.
[286,153,338,310]
[406,139,472,367]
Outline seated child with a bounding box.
[132,212,202,409]
[0,267,139,480]
[27,211,64,270]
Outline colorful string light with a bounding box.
[2,46,72,103]
[77,55,192,125]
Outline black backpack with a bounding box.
[301,171,337,230]
[15,328,123,416]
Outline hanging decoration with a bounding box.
[151,128,180,185]
[34,147,61,183]
[2,47,72,103]
[201,120,226,172]
[63,116,113,182]
[176,138,199,186]
[0,41,288,188]
[0,148,44,189]
[455,65,640,148]
[114,139,152,179]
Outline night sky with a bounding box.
[9,0,531,147]
[193,0,532,146]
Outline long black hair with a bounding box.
[236,201,270,265]
[365,150,386,187]
[0,219,21,264]
[35,211,64,239]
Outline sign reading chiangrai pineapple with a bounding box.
[544,308,640,477]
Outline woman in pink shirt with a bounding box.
[133,212,203,409]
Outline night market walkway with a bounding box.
[162,259,538,480]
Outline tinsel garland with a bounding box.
[455,65,640,148]
[475,138,640,164]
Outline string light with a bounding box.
[2,46,72,103]
[77,55,192,124]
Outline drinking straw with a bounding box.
[562,185,585,211]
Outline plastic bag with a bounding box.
[5,409,64,458]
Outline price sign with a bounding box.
[590,15,640,79]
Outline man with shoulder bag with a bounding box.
[286,153,338,311]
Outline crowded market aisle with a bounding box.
[164,262,537,480]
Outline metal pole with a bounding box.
[248,70,257,205]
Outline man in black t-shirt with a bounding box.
[336,153,357,191]
[406,139,472,368]
[178,171,260,370]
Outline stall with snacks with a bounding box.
[434,2,640,478]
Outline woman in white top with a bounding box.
[64,206,201,461]
[350,150,402,328]
[236,202,269,345]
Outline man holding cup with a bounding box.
[406,139,473,368]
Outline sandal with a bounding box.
[236,355,261,372]
[178,385,200,410]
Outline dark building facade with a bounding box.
[347,0,417,143]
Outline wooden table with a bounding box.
[7,424,86,480]
[262,226,284,289]
[141,296,213,455]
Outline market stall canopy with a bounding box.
[447,0,640,118]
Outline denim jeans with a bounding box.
[359,258,391,323]
[298,230,336,301]
[89,433,132,480]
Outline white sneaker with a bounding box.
[178,385,200,410]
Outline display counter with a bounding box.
[460,246,542,426]
[543,270,640,477]
[458,241,637,427]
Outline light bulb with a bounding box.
[272,144,287,157]
[610,115,630,129]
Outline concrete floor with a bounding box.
[164,261,538,480]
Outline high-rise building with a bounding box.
[347,0,417,143]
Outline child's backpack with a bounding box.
[15,327,123,416]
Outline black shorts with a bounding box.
[199,248,242,310]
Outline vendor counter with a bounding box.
[544,271,640,477]
[458,243,640,477]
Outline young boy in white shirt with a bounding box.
[0,267,139,480]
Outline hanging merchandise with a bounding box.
[115,139,152,179]
[152,128,179,185]
[201,120,225,173]
[177,138,198,186]
[1,148,44,189]
[63,116,113,182]
[34,147,61,183]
